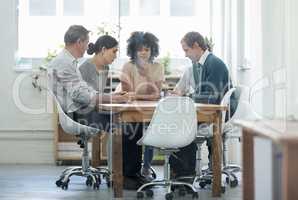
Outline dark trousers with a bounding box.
[169,142,197,177]
[169,127,213,177]
[206,137,213,168]
[71,109,111,132]
[122,123,143,177]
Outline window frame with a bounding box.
[15,0,211,73]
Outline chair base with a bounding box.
[55,166,111,190]
[192,168,239,190]
[223,164,241,173]
[176,167,239,193]
[223,164,241,187]
[136,149,199,199]
[136,179,199,199]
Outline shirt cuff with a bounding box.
[89,90,99,101]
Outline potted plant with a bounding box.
[159,52,171,75]
[31,23,120,91]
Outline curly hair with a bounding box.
[127,31,159,63]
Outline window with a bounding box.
[139,0,160,16]
[63,0,84,16]
[29,0,56,16]
[16,0,211,73]
[170,0,194,16]
[120,0,130,16]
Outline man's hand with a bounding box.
[113,91,127,95]
[168,90,181,96]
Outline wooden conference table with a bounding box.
[97,100,227,198]
[235,119,298,200]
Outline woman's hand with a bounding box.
[127,92,137,101]
[111,91,139,103]
[111,93,130,103]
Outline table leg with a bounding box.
[112,113,123,198]
[242,128,254,200]
[91,135,101,167]
[212,111,222,197]
[282,143,298,200]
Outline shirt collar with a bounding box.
[198,50,210,66]
[62,49,78,66]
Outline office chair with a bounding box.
[220,86,242,187]
[222,86,262,182]
[186,87,237,191]
[48,70,110,190]
[136,96,199,200]
[193,86,262,190]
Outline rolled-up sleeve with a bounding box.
[174,67,192,95]
[69,82,97,105]
[61,65,98,106]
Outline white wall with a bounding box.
[243,0,298,121]
[260,0,298,120]
[0,1,54,164]
[285,0,298,119]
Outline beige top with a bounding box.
[120,61,164,95]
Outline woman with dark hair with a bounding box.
[118,31,164,189]
[77,34,122,149]
[79,35,119,92]
[120,31,164,100]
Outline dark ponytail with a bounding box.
[87,35,118,55]
[87,43,96,55]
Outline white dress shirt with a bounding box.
[174,50,210,95]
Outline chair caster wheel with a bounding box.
[206,179,212,184]
[104,175,110,186]
[86,177,92,186]
[137,191,144,199]
[230,179,238,187]
[95,175,101,185]
[55,179,62,187]
[61,183,68,190]
[192,192,199,199]
[93,183,99,190]
[165,192,174,200]
[199,181,206,188]
[145,189,154,197]
[107,180,112,187]
[221,186,226,193]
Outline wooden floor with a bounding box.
[0,165,242,200]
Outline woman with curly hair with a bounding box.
[120,31,164,100]
[119,31,164,189]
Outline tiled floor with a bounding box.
[0,165,242,200]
